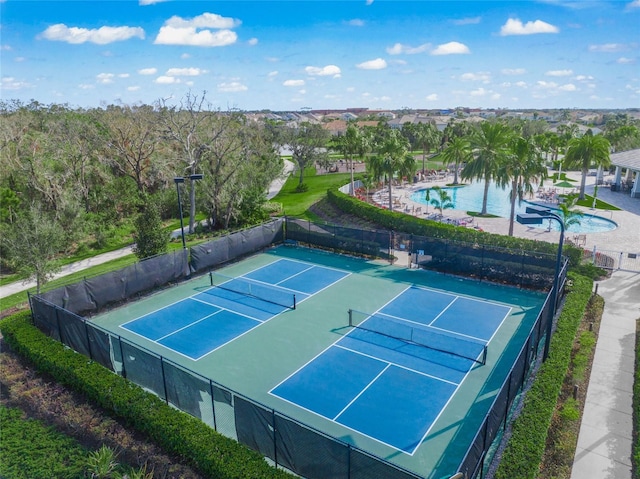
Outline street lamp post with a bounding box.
[187,174,203,234]
[173,177,186,249]
[516,205,565,361]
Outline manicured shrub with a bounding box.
[327,188,583,267]
[494,273,593,479]
[0,312,293,479]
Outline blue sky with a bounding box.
[1,0,639,111]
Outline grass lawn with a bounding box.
[272,167,355,218]
[575,195,621,211]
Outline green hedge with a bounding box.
[494,273,593,479]
[327,189,583,267]
[0,312,293,479]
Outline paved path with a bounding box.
[0,160,296,300]
[0,246,135,299]
[570,270,639,479]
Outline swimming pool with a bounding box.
[409,182,617,234]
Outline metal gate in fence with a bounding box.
[584,247,640,273]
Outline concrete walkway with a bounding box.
[0,160,296,301]
[0,246,136,300]
[570,271,639,479]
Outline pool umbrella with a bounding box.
[554,180,574,194]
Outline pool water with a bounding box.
[409,182,617,234]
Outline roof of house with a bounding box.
[611,148,640,171]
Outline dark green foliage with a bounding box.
[133,200,169,259]
[0,312,294,479]
[0,405,89,479]
[494,273,593,479]
[327,188,583,266]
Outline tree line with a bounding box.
[1,92,639,292]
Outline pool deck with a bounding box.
[384,171,640,255]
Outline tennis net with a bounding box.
[348,309,487,365]
[208,271,296,310]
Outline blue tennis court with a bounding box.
[271,285,511,454]
[121,259,349,360]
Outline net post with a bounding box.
[481,346,488,365]
[348,309,353,327]
[209,270,213,286]
[293,294,296,310]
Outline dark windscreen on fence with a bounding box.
[28,218,563,479]
[190,219,284,273]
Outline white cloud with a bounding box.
[452,17,481,25]
[431,41,470,55]
[501,68,526,75]
[558,83,577,91]
[426,93,438,101]
[536,81,557,89]
[78,84,94,90]
[1,77,31,90]
[155,76,181,84]
[386,42,430,55]
[515,81,528,88]
[535,80,577,94]
[626,0,640,9]
[181,53,191,59]
[460,72,491,82]
[127,86,141,91]
[164,13,240,30]
[40,24,145,44]
[267,71,278,79]
[218,81,248,92]
[138,68,157,75]
[305,65,341,77]
[617,57,635,64]
[356,58,387,70]
[575,75,594,81]
[546,69,573,76]
[348,19,365,27]
[588,43,627,52]
[165,67,206,76]
[248,38,258,46]
[139,0,169,4]
[500,18,559,36]
[470,87,488,97]
[154,13,240,47]
[283,79,305,87]
[96,73,115,84]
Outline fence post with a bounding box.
[209,381,217,431]
[160,358,168,403]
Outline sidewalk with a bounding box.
[0,246,135,299]
[0,160,296,301]
[570,270,639,479]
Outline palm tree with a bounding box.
[563,130,611,200]
[428,186,454,217]
[557,193,583,231]
[330,122,370,195]
[413,121,440,174]
[461,121,513,215]
[439,136,471,185]
[503,137,546,236]
[368,129,415,211]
